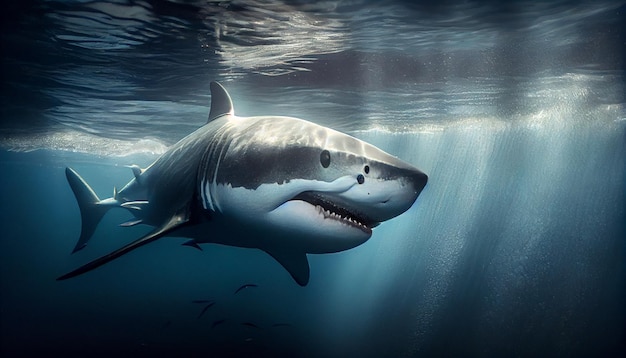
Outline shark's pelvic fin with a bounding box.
[65,167,113,254]
[119,219,143,227]
[120,200,150,211]
[208,81,234,122]
[264,249,310,286]
[182,239,203,251]
[57,212,190,280]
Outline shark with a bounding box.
[57,82,428,286]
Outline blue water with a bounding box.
[1,1,625,357]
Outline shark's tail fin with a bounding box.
[65,167,113,253]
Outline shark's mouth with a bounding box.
[292,191,377,235]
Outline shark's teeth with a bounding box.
[296,191,375,234]
[315,204,369,232]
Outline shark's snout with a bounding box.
[411,169,428,197]
[339,165,427,224]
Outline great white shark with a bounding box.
[57,82,428,286]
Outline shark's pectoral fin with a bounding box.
[263,249,310,286]
[57,213,190,281]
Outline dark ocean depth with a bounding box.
[1,1,625,357]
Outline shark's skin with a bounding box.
[58,82,428,286]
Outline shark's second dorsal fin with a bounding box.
[126,164,144,182]
[208,81,234,122]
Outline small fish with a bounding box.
[211,319,226,329]
[234,284,258,295]
[241,322,260,329]
[197,302,216,319]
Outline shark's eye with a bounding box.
[364,165,370,174]
[357,174,365,184]
[320,150,331,168]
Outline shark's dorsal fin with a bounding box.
[208,81,234,122]
[57,212,190,280]
[263,249,310,286]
